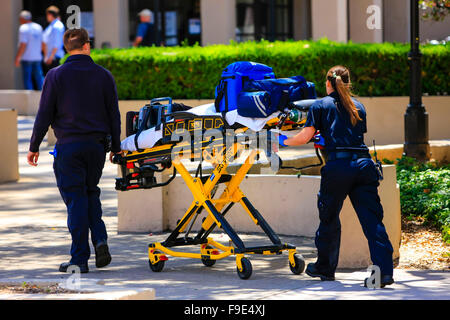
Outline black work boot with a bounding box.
[94,241,111,268]
[59,262,89,273]
[305,263,335,281]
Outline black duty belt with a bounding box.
[327,151,371,161]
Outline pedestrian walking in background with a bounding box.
[42,6,65,75]
[15,10,44,90]
[133,9,157,47]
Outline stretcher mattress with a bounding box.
[120,103,279,152]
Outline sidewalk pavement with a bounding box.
[0,116,448,300]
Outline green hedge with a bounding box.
[87,39,450,100]
[395,157,450,244]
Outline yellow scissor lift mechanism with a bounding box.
[113,99,321,279]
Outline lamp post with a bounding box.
[404,0,430,161]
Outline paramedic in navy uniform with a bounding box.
[279,65,394,287]
[27,28,122,274]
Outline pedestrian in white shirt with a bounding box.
[42,6,65,75]
[15,10,44,90]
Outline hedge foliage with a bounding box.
[395,156,450,244]
[87,39,450,100]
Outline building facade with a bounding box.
[1,0,449,89]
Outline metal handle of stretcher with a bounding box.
[151,97,173,125]
[291,99,316,111]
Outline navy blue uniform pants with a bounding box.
[314,158,394,276]
[53,141,108,265]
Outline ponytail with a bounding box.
[327,66,362,126]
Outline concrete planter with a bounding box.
[118,165,401,269]
[0,108,19,183]
[0,90,41,116]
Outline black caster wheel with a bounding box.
[149,251,165,272]
[237,258,252,280]
[201,246,216,267]
[289,254,306,275]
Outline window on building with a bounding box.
[128,0,201,46]
[236,0,293,42]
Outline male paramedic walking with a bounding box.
[27,28,122,273]
[278,65,394,288]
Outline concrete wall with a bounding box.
[349,0,383,43]
[0,90,41,116]
[311,0,348,42]
[0,90,55,147]
[0,0,23,90]
[200,0,236,45]
[420,15,450,42]
[360,96,450,146]
[0,108,19,183]
[117,165,401,269]
[93,0,130,48]
[117,173,164,233]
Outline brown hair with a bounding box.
[327,65,362,126]
[63,28,90,52]
[46,5,60,18]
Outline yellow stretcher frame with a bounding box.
[115,115,309,279]
[138,140,305,279]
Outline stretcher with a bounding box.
[113,97,323,279]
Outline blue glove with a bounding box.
[49,147,58,158]
[279,134,288,147]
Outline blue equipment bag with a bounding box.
[214,61,275,113]
[242,76,317,115]
[237,91,272,118]
[290,79,317,102]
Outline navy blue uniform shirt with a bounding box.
[304,91,368,153]
[29,54,121,153]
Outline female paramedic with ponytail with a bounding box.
[278,65,394,288]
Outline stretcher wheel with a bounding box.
[289,254,305,275]
[237,258,252,280]
[201,246,216,267]
[149,251,165,272]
